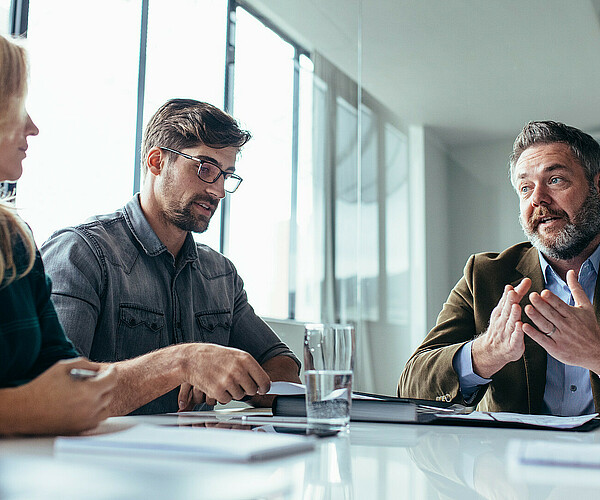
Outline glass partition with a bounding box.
[10,0,598,398]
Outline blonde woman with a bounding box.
[0,34,116,435]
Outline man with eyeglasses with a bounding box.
[41,99,301,415]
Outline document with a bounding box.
[55,424,315,462]
[441,411,598,430]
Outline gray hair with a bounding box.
[509,120,600,187]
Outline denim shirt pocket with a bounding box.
[117,304,166,361]
[195,310,231,346]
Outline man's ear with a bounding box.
[146,147,164,176]
[594,172,600,193]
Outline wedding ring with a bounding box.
[547,324,556,337]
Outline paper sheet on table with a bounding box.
[267,381,376,400]
[442,411,598,429]
[267,381,306,395]
[55,424,315,462]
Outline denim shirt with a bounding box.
[41,195,299,414]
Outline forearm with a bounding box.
[0,387,35,435]
[399,344,463,401]
[104,344,187,416]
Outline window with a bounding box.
[19,0,141,243]
[227,8,295,319]
[10,0,412,337]
[385,124,410,325]
[143,0,227,251]
[0,0,10,33]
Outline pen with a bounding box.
[69,368,99,380]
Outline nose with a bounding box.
[530,184,551,207]
[25,113,39,137]
[205,175,226,200]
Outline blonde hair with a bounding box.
[0,35,35,286]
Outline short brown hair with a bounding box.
[509,120,600,187]
[141,99,251,179]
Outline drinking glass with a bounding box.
[304,323,355,432]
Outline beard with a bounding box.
[159,168,219,234]
[162,197,218,233]
[520,186,600,260]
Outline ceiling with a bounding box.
[246,0,600,147]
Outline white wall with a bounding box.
[447,138,525,285]
[422,128,452,332]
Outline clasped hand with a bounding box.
[472,278,531,378]
[473,271,600,378]
[523,270,600,373]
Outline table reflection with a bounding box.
[303,434,353,500]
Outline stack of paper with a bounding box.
[55,424,315,462]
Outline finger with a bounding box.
[178,383,193,411]
[513,278,532,299]
[236,374,259,398]
[506,302,522,334]
[524,303,556,335]
[529,291,567,323]
[497,290,520,336]
[246,363,271,395]
[205,396,217,406]
[523,321,555,348]
[227,383,246,401]
[566,270,590,308]
[216,390,233,405]
[491,285,512,322]
[509,320,525,349]
[191,387,206,405]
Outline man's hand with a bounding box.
[177,354,300,410]
[472,278,532,378]
[179,344,271,405]
[522,270,600,373]
[177,383,216,411]
[248,355,301,408]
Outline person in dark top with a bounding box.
[0,34,116,435]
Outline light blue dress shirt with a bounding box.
[453,245,600,415]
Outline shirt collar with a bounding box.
[123,194,198,263]
[123,195,166,256]
[538,242,600,285]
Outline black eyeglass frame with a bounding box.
[159,146,243,193]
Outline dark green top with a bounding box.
[0,238,78,388]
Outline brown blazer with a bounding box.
[398,242,600,413]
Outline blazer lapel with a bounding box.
[515,246,547,413]
[591,273,600,410]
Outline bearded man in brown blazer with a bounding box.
[399,121,600,415]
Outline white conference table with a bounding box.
[1,410,600,500]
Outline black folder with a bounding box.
[272,393,600,431]
[272,393,456,424]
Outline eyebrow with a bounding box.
[194,154,236,173]
[516,163,569,180]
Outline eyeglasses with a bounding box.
[159,146,243,193]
